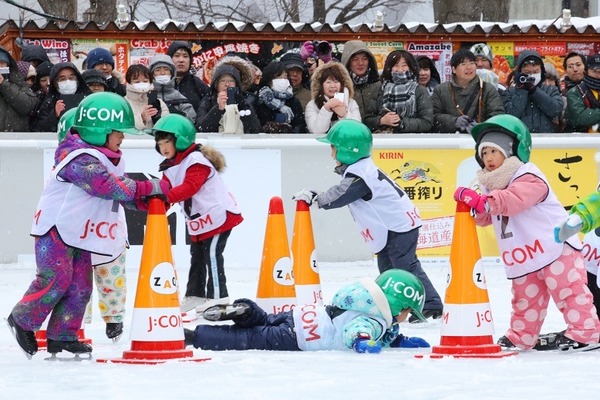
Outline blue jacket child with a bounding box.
[184,269,430,352]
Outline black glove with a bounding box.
[455,115,473,132]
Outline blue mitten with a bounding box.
[391,334,431,348]
[352,334,382,354]
[380,323,400,347]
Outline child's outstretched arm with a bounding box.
[380,323,430,348]
[555,190,600,242]
[297,174,371,210]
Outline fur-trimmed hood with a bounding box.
[213,55,255,92]
[310,61,354,100]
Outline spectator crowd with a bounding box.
[0,40,598,134]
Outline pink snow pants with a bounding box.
[505,244,600,350]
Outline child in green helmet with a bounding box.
[184,269,429,352]
[7,92,167,359]
[57,107,128,342]
[293,119,443,323]
[145,114,243,317]
[454,114,600,352]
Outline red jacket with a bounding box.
[161,144,243,242]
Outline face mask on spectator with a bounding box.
[530,73,542,86]
[58,80,78,95]
[272,78,292,95]
[154,75,170,84]
[130,82,152,93]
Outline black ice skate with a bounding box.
[202,303,251,322]
[6,313,38,359]
[497,335,517,350]
[555,333,600,353]
[105,322,123,343]
[533,330,564,351]
[46,339,93,361]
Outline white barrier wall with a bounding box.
[1,133,599,269]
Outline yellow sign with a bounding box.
[373,148,599,259]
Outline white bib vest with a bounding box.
[344,158,421,253]
[292,303,387,351]
[163,151,240,235]
[481,163,582,278]
[31,149,128,258]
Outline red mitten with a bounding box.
[454,186,488,213]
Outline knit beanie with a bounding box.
[167,41,193,59]
[86,47,115,69]
[17,61,30,79]
[470,43,493,65]
[149,54,176,76]
[35,61,53,78]
[0,51,10,65]
[478,131,513,159]
[82,68,108,89]
[280,52,305,71]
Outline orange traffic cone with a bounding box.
[291,200,322,306]
[256,196,296,314]
[424,202,517,359]
[97,198,210,364]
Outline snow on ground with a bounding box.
[1,259,599,400]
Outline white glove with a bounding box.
[292,189,318,206]
[554,214,583,243]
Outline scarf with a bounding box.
[350,70,370,87]
[583,74,600,91]
[258,86,294,123]
[476,156,524,191]
[381,72,418,117]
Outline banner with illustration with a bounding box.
[69,39,129,74]
[487,42,514,86]
[373,148,598,260]
[362,42,404,72]
[22,38,71,64]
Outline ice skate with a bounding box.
[555,333,600,353]
[6,313,38,359]
[195,297,230,313]
[202,303,251,322]
[46,338,93,361]
[180,296,207,313]
[533,330,564,351]
[105,322,123,343]
[497,335,517,350]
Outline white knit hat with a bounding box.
[478,131,513,159]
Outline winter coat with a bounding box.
[305,62,361,134]
[255,87,306,133]
[341,40,382,129]
[124,84,170,130]
[432,76,505,133]
[293,86,312,109]
[30,62,90,132]
[153,77,197,123]
[564,83,600,132]
[105,69,127,97]
[0,47,38,132]
[366,84,433,133]
[196,64,261,133]
[175,72,210,112]
[501,50,563,133]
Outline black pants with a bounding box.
[193,299,300,351]
[376,228,443,311]
[588,271,600,315]
[185,230,231,299]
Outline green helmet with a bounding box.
[72,92,141,146]
[317,120,372,165]
[145,113,196,151]
[57,108,78,143]
[470,114,532,168]
[375,269,426,321]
